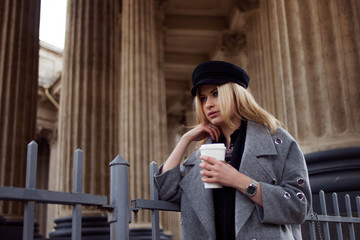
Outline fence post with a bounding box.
[72,149,83,240]
[109,155,130,240]
[308,207,316,240]
[23,141,38,240]
[319,190,330,239]
[332,193,343,240]
[357,196,360,218]
[150,161,160,240]
[345,194,355,240]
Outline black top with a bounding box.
[213,120,247,240]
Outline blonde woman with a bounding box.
[155,61,311,240]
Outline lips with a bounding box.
[208,111,219,118]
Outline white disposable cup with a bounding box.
[199,143,226,189]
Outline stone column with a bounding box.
[247,0,360,153]
[0,0,40,219]
[120,0,168,223]
[55,0,120,217]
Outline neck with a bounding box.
[220,118,242,148]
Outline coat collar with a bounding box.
[243,121,277,158]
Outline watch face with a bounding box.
[247,185,256,195]
[246,183,257,197]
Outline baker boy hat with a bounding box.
[191,60,250,96]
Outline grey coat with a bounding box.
[155,121,312,240]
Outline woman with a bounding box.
[155,61,311,240]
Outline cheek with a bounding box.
[201,107,209,120]
[201,103,207,112]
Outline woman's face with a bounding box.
[198,84,225,127]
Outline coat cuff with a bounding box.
[257,182,308,225]
[154,164,182,202]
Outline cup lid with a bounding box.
[199,143,226,150]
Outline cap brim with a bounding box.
[191,76,241,96]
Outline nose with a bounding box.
[205,96,214,109]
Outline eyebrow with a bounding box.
[210,88,217,94]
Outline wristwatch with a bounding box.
[246,180,258,197]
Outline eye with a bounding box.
[199,96,207,102]
[213,91,218,97]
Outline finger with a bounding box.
[206,124,216,140]
[202,176,219,183]
[199,159,209,170]
[200,155,217,165]
[208,124,221,142]
[205,125,217,141]
[199,163,212,172]
[200,169,212,177]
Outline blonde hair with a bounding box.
[194,82,281,133]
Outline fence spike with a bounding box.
[150,161,160,240]
[109,155,129,240]
[26,141,38,189]
[357,196,360,218]
[23,141,38,240]
[332,192,343,240]
[319,191,330,239]
[73,149,83,193]
[109,154,130,166]
[345,194,355,240]
[72,149,83,240]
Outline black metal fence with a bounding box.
[0,141,359,239]
[132,162,360,240]
[0,141,129,240]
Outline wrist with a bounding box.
[180,134,192,145]
[245,180,258,197]
[233,173,255,193]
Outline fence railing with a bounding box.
[0,141,130,240]
[0,141,359,240]
[132,162,360,240]
[306,191,360,240]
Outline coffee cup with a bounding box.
[199,143,226,189]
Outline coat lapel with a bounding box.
[180,150,216,239]
[235,121,278,236]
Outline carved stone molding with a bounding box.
[233,0,259,12]
[220,30,247,57]
[36,126,57,144]
[157,0,167,7]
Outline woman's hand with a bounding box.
[183,123,221,143]
[199,155,263,206]
[199,155,239,187]
[162,123,221,173]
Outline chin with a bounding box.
[209,118,224,126]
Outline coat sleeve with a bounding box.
[154,164,183,203]
[257,138,312,225]
[154,151,199,203]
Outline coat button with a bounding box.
[274,138,283,144]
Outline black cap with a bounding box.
[191,61,250,96]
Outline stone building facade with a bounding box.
[1,0,359,239]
